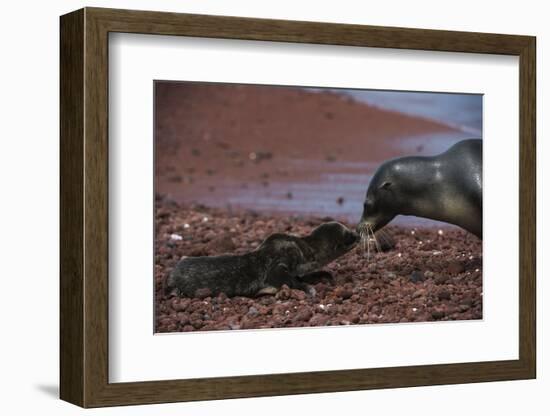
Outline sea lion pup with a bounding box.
[357,139,482,238]
[165,222,359,298]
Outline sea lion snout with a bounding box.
[306,222,360,261]
[333,223,359,247]
[345,229,359,246]
[310,222,357,244]
[358,182,396,234]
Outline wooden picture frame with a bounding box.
[60,7,536,408]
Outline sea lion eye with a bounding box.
[379,181,391,190]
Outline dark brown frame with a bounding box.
[60,7,536,408]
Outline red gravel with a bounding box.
[155,196,482,333]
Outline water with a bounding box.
[342,89,482,136]
[305,88,482,137]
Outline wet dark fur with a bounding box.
[358,139,482,238]
[165,222,359,298]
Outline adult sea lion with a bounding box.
[357,139,482,238]
[165,222,359,298]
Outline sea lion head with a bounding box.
[257,233,314,269]
[303,222,359,269]
[358,157,431,235]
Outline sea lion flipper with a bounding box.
[265,263,309,292]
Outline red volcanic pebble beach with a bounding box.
[155,196,482,333]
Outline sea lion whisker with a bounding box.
[362,229,371,260]
[368,224,382,254]
[377,229,391,246]
[359,225,378,259]
[373,231,382,253]
[374,230,386,245]
[366,227,376,256]
[367,227,377,258]
[367,234,370,260]
[359,229,367,252]
[368,231,374,253]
